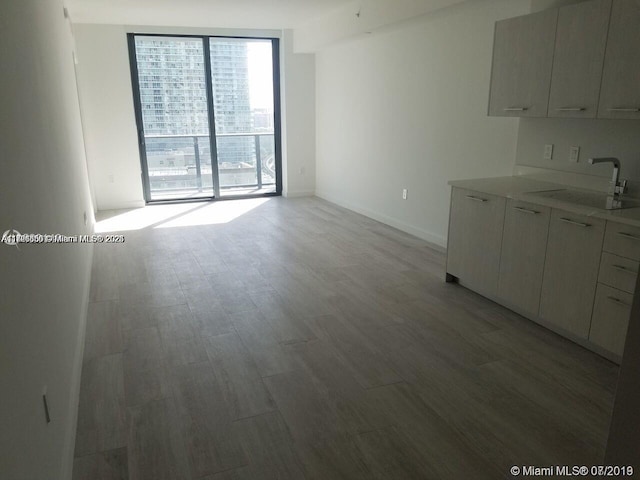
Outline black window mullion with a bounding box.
[202,37,221,198]
[272,38,283,195]
[127,34,152,203]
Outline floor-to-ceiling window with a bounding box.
[128,34,281,203]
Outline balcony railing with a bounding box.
[144,132,275,196]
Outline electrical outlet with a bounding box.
[543,144,554,160]
[402,189,408,200]
[569,146,580,163]
[108,174,115,183]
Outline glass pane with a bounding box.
[134,36,214,200]
[209,38,276,196]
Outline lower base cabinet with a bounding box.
[446,185,637,362]
[589,283,632,356]
[538,209,605,339]
[446,188,506,298]
[498,200,551,318]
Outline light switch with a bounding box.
[543,144,554,160]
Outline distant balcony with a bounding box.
[144,132,276,200]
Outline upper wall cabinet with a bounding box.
[489,0,640,119]
[488,9,558,117]
[548,0,612,119]
[598,0,640,119]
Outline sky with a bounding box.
[247,41,274,110]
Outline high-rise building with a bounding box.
[135,37,255,173]
[135,37,209,136]
[209,40,255,171]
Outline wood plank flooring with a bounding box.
[73,196,619,480]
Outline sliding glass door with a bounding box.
[209,38,277,196]
[128,34,281,202]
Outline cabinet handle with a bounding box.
[556,107,585,112]
[504,107,528,112]
[465,195,487,203]
[607,295,630,307]
[613,264,638,275]
[513,206,539,215]
[559,217,590,228]
[608,108,640,112]
[617,232,640,241]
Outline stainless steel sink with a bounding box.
[528,189,640,210]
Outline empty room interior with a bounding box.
[3,0,640,478]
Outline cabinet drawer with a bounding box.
[589,283,632,357]
[598,252,639,293]
[603,221,640,260]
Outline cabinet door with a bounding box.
[446,188,506,298]
[548,0,612,118]
[539,210,605,339]
[598,0,640,119]
[590,283,632,357]
[488,9,558,117]
[498,200,551,317]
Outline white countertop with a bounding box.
[448,176,640,228]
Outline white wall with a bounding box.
[0,0,94,478]
[281,30,316,197]
[294,0,466,52]
[74,24,315,209]
[314,0,530,247]
[515,118,640,182]
[74,24,145,210]
[529,0,588,12]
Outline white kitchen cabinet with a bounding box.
[548,0,612,119]
[590,220,640,358]
[488,9,558,117]
[446,187,506,298]
[446,181,640,363]
[498,200,551,317]
[598,0,640,119]
[598,252,639,294]
[539,209,605,339]
[590,283,633,356]
[603,221,640,261]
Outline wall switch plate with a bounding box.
[569,146,580,163]
[402,189,408,200]
[108,174,115,183]
[543,144,554,160]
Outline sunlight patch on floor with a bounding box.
[95,203,202,233]
[154,198,270,228]
[95,198,273,233]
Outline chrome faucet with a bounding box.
[588,157,628,196]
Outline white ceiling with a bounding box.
[65,0,355,29]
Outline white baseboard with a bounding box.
[96,199,146,211]
[61,244,93,479]
[283,190,315,198]
[315,190,447,250]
